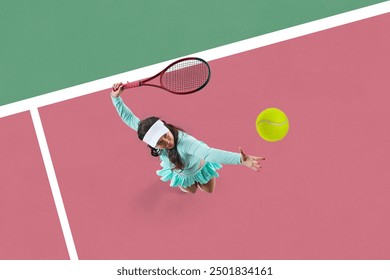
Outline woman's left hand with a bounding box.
[239,147,266,172]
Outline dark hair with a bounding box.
[137,117,185,170]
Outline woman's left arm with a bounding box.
[185,135,265,171]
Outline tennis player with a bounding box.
[111,83,265,194]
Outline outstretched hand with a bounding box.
[239,147,266,172]
[110,83,124,98]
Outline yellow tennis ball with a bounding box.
[256,108,289,142]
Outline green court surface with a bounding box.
[0,0,387,106]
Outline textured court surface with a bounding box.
[1,2,390,260]
[0,112,68,259]
[2,14,388,259]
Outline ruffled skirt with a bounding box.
[156,162,222,188]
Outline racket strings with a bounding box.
[161,59,210,93]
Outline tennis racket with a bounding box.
[113,57,210,94]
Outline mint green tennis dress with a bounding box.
[112,96,242,187]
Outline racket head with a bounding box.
[159,57,211,94]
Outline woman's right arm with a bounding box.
[110,83,140,131]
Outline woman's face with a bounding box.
[155,131,175,150]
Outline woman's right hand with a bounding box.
[110,83,124,98]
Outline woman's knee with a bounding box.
[179,183,198,194]
[198,178,216,193]
[201,186,214,193]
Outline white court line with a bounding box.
[30,108,79,260]
[0,2,389,119]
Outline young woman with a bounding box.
[111,83,265,194]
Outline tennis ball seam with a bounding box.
[257,120,288,126]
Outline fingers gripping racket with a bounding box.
[113,57,210,94]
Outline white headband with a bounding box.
[142,120,169,148]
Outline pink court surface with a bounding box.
[1,14,390,260]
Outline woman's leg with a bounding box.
[197,178,216,193]
[179,183,198,194]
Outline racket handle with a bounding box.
[123,81,141,90]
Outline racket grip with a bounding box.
[123,81,141,89]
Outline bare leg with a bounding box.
[197,178,216,193]
[179,183,198,194]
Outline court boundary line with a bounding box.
[0,2,389,118]
[30,108,79,260]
